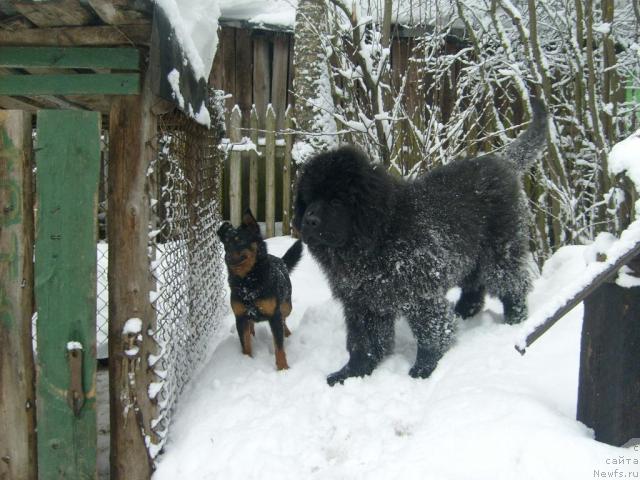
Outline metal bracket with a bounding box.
[66,344,85,417]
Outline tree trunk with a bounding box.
[291,0,336,162]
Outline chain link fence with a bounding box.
[146,92,227,452]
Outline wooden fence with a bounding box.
[222,103,294,238]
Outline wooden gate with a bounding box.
[0,45,141,479]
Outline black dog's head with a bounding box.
[217,209,265,277]
[293,146,395,249]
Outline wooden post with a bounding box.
[108,72,158,479]
[577,280,640,446]
[229,105,242,226]
[249,106,259,218]
[282,106,293,236]
[265,105,276,238]
[0,110,36,480]
[35,110,101,479]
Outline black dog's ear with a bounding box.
[216,221,232,241]
[242,208,260,237]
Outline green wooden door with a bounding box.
[35,110,100,480]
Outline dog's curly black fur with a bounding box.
[293,99,548,386]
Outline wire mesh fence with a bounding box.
[146,92,227,454]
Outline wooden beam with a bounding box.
[13,0,96,27]
[0,110,37,480]
[0,95,39,111]
[87,0,151,25]
[0,24,152,47]
[108,72,158,480]
[516,237,640,354]
[0,47,139,70]
[0,73,139,96]
[35,109,100,479]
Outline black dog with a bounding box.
[217,209,303,370]
[293,99,547,386]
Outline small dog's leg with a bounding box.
[406,296,455,379]
[235,316,253,357]
[268,314,289,370]
[281,300,292,337]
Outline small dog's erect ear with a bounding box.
[216,222,232,241]
[242,208,260,236]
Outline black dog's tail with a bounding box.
[282,240,303,272]
[504,97,548,172]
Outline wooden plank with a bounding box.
[220,27,236,111]
[108,73,158,480]
[577,281,640,446]
[0,73,139,96]
[282,105,293,235]
[253,36,271,126]
[229,105,242,226]
[87,0,151,25]
[271,34,289,130]
[0,25,152,47]
[13,0,96,27]
[265,105,276,238]
[516,237,640,354]
[0,110,36,480]
[209,32,225,89]
[235,28,253,125]
[287,34,294,108]
[249,106,259,217]
[0,47,139,70]
[35,109,100,479]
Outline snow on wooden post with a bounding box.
[229,105,242,226]
[282,105,293,236]
[108,72,159,479]
[265,104,276,238]
[249,106,259,217]
[577,274,640,446]
[0,110,37,480]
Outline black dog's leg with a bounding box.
[500,286,528,325]
[406,296,455,379]
[495,265,530,325]
[327,307,391,386]
[454,285,486,319]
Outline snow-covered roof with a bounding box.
[219,0,296,30]
[155,0,221,127]
[218,0,468,31]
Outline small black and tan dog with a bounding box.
[217,209,303,370]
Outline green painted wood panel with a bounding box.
[0,73,139,96]
[0,47,139,70]
[35,110,100,480]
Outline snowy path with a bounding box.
[154,237,636,480]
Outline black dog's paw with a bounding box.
[408,361,438,379]
[326,357,377,386]
[327,368,351,386]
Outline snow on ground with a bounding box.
[153,237,638,480]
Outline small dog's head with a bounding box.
[217,209,263,278]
